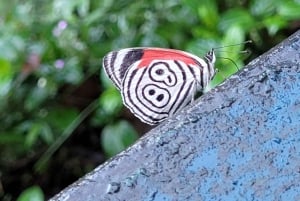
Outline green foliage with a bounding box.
[101,120,138,157]
[16,186,44,201]
[0,58,12,96]
[0,0,299,199]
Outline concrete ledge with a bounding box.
[50,30,300,201]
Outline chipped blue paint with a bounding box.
[227,149,253,168]
[146,191,171,201]
[186,148,218,172]
[280,185,300,200]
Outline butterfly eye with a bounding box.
[155,69,164,75]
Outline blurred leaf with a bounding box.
[219,8,256,33]
[14,2,35,27]
[140,33,169,47]
[250,0,276,17]
[181,0,202,15]
[84,0,115,25]
[210,26,245,88]
[0,58,13,97]
[63,59,84,84]
[99,87,123,115]
[197,0,219,29]
[25,123,43,148]
[16,120,54,149]
[191,26,220,39]
[39,123,54,144]
[51,57,83,85]
[101,120,138,157]
[44,106,79,132]
[263,15,288,36]
[186,38,219,56]
[52,0,89,21]
[25,122,53,148]
[16,186,44,201]
[100,67,116,89]
[221,25,245,62]
[91,88,123,126]
[0,131,25,144]
[277,1,300,20]
[0,35,26,61]
[24,83,49,112]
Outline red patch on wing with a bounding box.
[138,49,197,68]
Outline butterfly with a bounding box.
[102,47,216,125]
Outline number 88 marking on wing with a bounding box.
[103,47,216,125]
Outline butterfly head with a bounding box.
[204,49,216,65]
[203,49,216,80]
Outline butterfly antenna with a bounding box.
[218,56,240,71]
[215,50,250,54]
[213,40,252,50]
[214,41,252,70]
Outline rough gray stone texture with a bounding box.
[50,30,300,201]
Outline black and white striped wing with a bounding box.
[102,47,216,125]
[102,48,144,90]
[121,59,203,125]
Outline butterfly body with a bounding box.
[103,47,216,125]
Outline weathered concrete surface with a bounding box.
[50,30,300,201]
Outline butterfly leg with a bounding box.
[190,81,198,104]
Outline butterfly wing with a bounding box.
[102,48,144,90]
[122,59,199,124]
[103,47,215,125]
